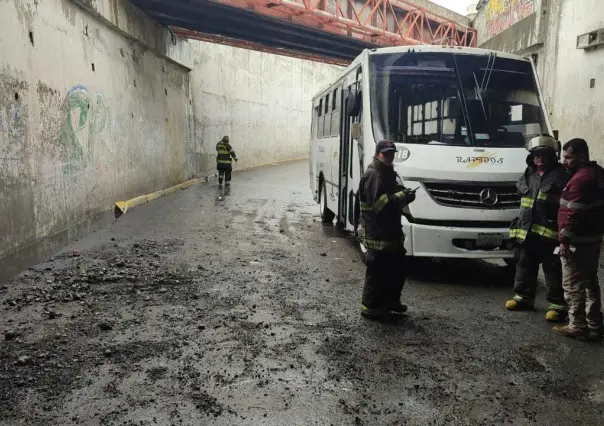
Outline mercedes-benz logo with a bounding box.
[479,188,499,206]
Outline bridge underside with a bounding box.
[131,0,476,65]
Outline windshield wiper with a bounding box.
[473,72,488,120]
[480,52,497,93]
[452,54,475,146]
[473,52,497,120]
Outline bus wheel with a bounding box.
[320,181,335,223]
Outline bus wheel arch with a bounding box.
[319,176,335,223]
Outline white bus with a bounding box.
[309,45,556,261]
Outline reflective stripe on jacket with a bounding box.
[358,159,411,252]
[509,164,568,243]
[216,141,237,165]
[558,162,604,245]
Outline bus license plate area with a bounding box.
[477,233,504,247]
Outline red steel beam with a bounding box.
[201,0,477,47]
[172,28,351,66]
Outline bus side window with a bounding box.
[323,94,330,137]
[318,98,324,138]
[310,104,317,139]
[313,104,320,138]
[331,88,340,137]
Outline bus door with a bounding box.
[338,70,362,230]
[337,87,350,226]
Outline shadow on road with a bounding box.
[406,257,514,288]
[321,222,514,288]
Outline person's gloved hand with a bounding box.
[403,189,416,204]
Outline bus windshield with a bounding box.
[369,51,548,148]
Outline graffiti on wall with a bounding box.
[56,85,111,175]
[485,0,535,38]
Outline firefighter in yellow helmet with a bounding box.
[216,136,238,186]
[506,134,568,321]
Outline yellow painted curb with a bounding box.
[232,156,307,173]
[114,177,203,217]
[113,157,308,217]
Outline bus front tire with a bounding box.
[320,181,335,223]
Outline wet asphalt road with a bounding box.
[2,160,604,426]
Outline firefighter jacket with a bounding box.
[216,140,237,169]
[358,159,413,252]
[558,162,604,245]
[509,163,568,244]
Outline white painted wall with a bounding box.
[189,41,343,173]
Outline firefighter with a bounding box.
[358,140,416,320]
[506,134,568,321]
[553,138,604,340]
[216,136,238,186]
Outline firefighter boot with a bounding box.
[387,302,408,314]
[552,325,589,340]
[545,309,567,323]
[589,329,603,341]
[360,305,388,320]
[505,295,533,311]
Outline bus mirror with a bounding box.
[351,123,362,140]
[553,129,559,140]
[347,91,362,117]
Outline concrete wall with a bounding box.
[0,0,194,278]
[474,0,542,46]
[472,0,604,162]
[0,0,344,280]
[189,41,342,173]
[547,0,604,161]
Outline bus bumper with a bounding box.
[403,221,516,259]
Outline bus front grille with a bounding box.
[423,182,519,209]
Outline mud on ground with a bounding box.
[2,161,604,426]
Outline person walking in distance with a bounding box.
[553,138,604,340]
[216,136,238,186]
[357,140,416,320]
[506,134,569,322]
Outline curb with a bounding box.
[114,177,204,218]
[113,156,308,218]
[232,156,307,174]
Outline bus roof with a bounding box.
[311,45,532,101]
[367,45,531,62]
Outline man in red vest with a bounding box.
[554,138,604,340]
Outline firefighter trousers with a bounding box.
[362,249,406,311]
[561,243,603,332]
[513,238,566,309]
[218,168,232,184]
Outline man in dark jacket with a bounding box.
[553,138,604,340]
[506,135,568,322]
[216,136,238,186]
[358,140,416,320]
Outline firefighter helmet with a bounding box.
[528,135,558,152]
